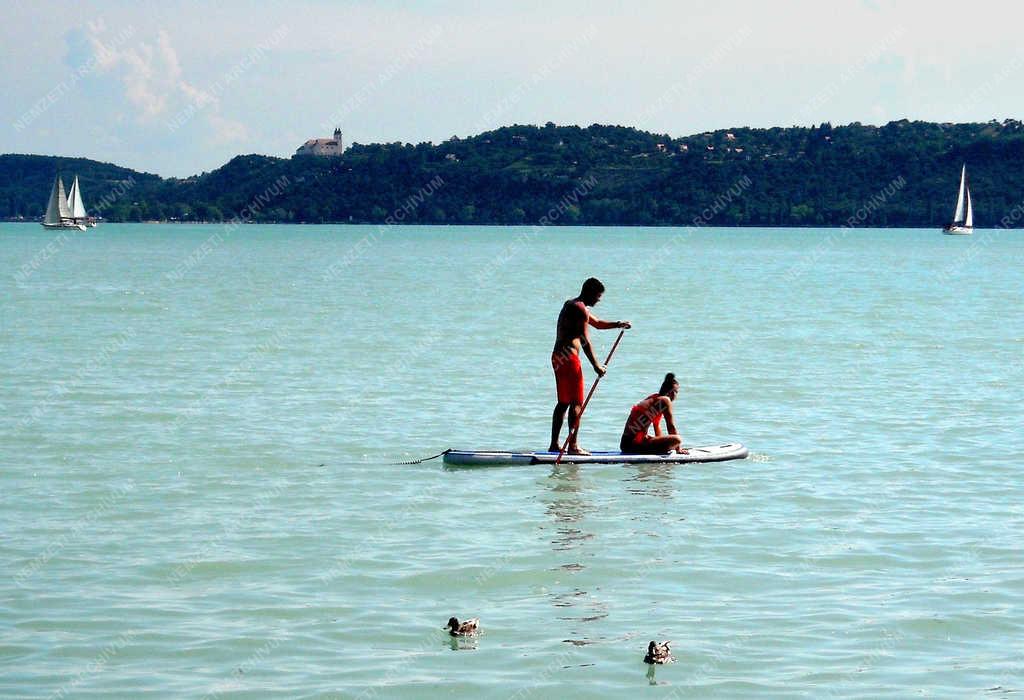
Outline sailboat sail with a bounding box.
[68,176,87,219]
[44,175,72,225]
[57,177,72,218]
[943,163,974,234]
[952,165,966,224]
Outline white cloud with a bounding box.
[85,25,246,142]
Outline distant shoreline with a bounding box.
[6,120,1024,229]
[0,219,989,231]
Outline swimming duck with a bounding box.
[644,640,673,664]
[444,617,479,636]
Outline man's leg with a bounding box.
[549,402,569,452]
[567,402,591,455]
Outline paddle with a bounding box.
[555,329,626,465]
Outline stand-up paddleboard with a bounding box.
[443,443,748,467]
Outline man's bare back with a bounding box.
[553,299,589,356]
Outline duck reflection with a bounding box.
[646,664,659,685]
[445,635,477,652]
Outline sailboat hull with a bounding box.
[41,221,87,231]
[942,225,973,235]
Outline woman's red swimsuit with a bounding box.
[625,393,663,446]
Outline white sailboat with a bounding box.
[41,174,86,231]
[66,175,97,227]
[943,164,973,235]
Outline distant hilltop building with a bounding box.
[296,127,344,157]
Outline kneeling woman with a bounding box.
[620,373,684,454]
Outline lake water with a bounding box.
[2,223,1022,698]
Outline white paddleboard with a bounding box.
[442,443,748,467]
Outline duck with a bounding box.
[644,640,673,665]
[444,617,479,636]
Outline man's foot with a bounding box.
[568,446,592,456]
[547,444,560,453]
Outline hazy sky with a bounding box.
[2,0,1021,176]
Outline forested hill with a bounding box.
[4,119,1024,227]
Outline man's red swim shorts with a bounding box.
[552,351,585,405]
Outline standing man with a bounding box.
[549,277,631,455]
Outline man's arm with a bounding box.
[573,304,606,375]
[580,321,604,375]
[587,315,632,330]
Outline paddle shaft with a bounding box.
[555,329,626,465]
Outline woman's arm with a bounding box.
[663,398,679,436]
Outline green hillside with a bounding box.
[4,119,1024,227]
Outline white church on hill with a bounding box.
[295,128,344,157]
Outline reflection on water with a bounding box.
[445,635,477,652]
[646,664,667,685]
[543,465,595,552]
[541,465,614,649]
[624,463,677,499]
[550,589,588,608]
[550,589,608,621]
[551,563,585,573]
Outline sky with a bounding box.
[1,0,1022,177]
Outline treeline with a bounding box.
[4,119,1024,227]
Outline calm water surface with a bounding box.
[1,223,1022,698]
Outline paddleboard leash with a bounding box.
[395,448,452,465]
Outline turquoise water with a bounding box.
[2,223,1022,698]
